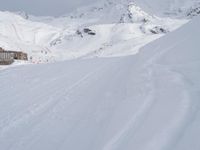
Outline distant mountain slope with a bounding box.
[0,15,199,150]
[0,0,189,63]
[0,11,63,63]
[134,0,200,17]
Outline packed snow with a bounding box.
[0,14,199,150]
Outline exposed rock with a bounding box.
[87,32,96,35]
[78,28,96,36]
[187,6,200,17]
[83,28,92,33]
[150,26,168,34]
[76,30,83,37]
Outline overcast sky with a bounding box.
[0,0,95,16]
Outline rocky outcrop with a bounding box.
[187,6,200,17]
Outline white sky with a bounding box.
[0,0,96,16]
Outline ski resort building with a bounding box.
[0,51,14,65]
[6,51,28,60]
[0,47,4,52]
[0,47,28,65]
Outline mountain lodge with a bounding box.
[0,47,28,65]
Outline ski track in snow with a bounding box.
[102,51,193,150]
[0,49,197,150]
[0,61,110,137]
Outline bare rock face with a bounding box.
[150,26,168,34]
[187,6,200,17]
[83,28,92,33]
[83,28,96,35]
[76,28,96,37]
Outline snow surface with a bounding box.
[134,0,200,17]
[0,15,199,150]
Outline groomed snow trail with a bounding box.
[0,17,200,150]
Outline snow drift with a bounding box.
[0,15,199,150]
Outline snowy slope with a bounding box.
[134,0,200,17]
[0,0,190,63]
[0,16,199,150]
[0,11,63,63]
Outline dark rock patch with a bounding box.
[150,26,168,34]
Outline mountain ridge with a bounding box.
[0,0,199,65]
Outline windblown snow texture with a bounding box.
[0,16,199,150]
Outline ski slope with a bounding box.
[0,16,199,150]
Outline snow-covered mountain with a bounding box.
[0,1,200,150]
[1,0,198,63]
[134,0,200,17]
[0,14,199,150]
